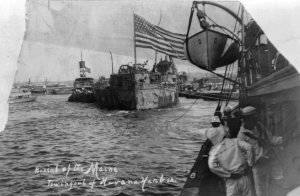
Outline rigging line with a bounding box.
[224,63,236,103]
[212,4,242,106]
[202,3,241,47]
[219,62,237,109]
[204,13,231,38]
[226,80,238,106]
[166,98,199,123]
[154,8,162,60]
[222,63,232,95]
[217,64,229,110]
[209,24,240,43]
[233,3,241,33]
[203,10,238,52]
[207,70,241,85]
[222,63,234,107]
[157,9,162,26]
[223,4,242,105]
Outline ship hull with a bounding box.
[178,91,239,100]
[8,96,37,104]
[95,85,178,110]
[202,91,239,101]
[48,87,73,95]
[68,93,96,103]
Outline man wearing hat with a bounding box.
[238,106,283,196]
[223,106,242,138]
[207,116,255,196]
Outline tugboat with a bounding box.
[68,53,96,103]
[180,1,300,196]
[94,56,178,110]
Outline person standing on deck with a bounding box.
[207,122,255,196]
[237,106,283,196]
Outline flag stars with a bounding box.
[134,14,186,60]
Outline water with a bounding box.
[0,94,222,196]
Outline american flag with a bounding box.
[134,14,187,60]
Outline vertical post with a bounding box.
[133,13,137,66]
[48,0,50,10]
[267,38,271,74]
[110,51,114,74]
[240,4,246,100]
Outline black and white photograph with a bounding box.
[0,0,300,195]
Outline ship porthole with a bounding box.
[190,172,196,179]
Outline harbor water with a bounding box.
[0,95,232,196]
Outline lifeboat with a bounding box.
[184,29,240,71]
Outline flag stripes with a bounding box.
[135,33,183,51]
[134,14,186,60]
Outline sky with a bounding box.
[15,0,242,82]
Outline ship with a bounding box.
[94,56,178,110]
[178,71,189,97]
[8,92,37,104]
[30,85,47,95]
[47,85,73,95]
[180,1,300,196]
[68,53,96,103]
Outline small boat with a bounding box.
[8,92,37,104]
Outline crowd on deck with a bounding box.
[182,106,284,196]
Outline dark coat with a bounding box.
[227,117,242,138]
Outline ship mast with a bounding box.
[110,51,114,74]
[79,51,86,77]
[133,12,137,67]
[154,9,162,66]
[239,4,246,100]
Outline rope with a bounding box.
[167,98,199,123]
[216,63,229,111]
[223,5,242,105]
[214,3,242,108]
[223,64,234,106]
[207,70,241,85]
[233,4,241,33]
[184,5,195,64]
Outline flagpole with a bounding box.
[155,9,162,67]
[133,12,137,66]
